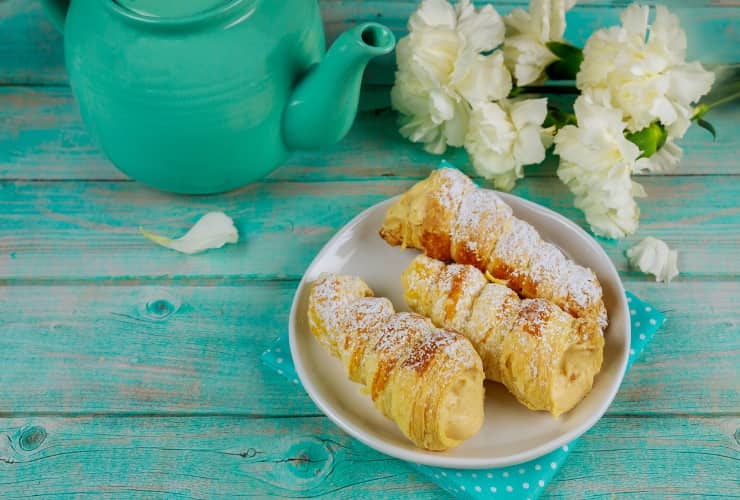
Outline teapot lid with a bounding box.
[113,0,235,19]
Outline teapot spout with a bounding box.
[283,23,395,150]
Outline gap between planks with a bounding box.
[0,273,738,287]
[1,171,739,183]
[0,411,737,419]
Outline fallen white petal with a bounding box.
[626,237,679,282]
[141,212,238,255]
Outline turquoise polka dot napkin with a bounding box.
[261,292,664,498]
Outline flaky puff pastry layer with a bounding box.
[403,255,605,417]
[380,167,607,329]
[308,273,485,451]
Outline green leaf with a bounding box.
[696,119,717,140]
[546,42,583,61]
[544,42,584,81]
[626,122,668,158]
[543,105,577,129]
[509,86,524,98]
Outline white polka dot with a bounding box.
[277,369,283,375]
[639,333,646,340]
[550,462,557,469]
[475,486,482,492]
[645,306,652,312]
[630,309,636,315]
[523,482,530,489]
[456,472,462,477]
[538,480,545,487]
[459,486,465,492]
[506,485,513,492]
[635,321,641,327]
[518,468,525,474]
[292,379,299,384]
[503,471,509,477]
[441,472,447,477]
[276,357,284,364]
[627,297,632,302]
[434,474,439,479]
[630,349,635,355]
[490,486,497,493]
[649,318,657,325]
[472,473,477,478]
[486,473,493,478]
[534,464,541,471]
[562,445,569,452]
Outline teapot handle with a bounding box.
[41,0,70,33]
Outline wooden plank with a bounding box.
[0,1,65,86]
[0,415,445,499]
[0,415,737,498]
[323,3,740,85]
[0,177,738,281]
[1,2,737,85]
[1,87,738,180]
[0,281,737,415]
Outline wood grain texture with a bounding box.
[1,87,738,180]
[1,1,737,86]
[0,177,738,281]
[1,1,739,498]
[0,281,737,415]
[0,415,737,498]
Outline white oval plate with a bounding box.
[289,193,630,468]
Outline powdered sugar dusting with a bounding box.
[310,274,477,379]
[308,273,371,352]
[433,168,474,211]
[341,297,394,347]
[434,263,486,327]
[452,189,512,266]
[491,218,542,269]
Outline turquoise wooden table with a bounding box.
[1,1,738,498]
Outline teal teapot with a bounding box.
[41,0,395,193]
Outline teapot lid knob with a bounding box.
[113,0,236,19]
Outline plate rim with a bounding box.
[289,193,630,469]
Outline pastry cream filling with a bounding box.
[439,369,485,443]
[551,345,601,416]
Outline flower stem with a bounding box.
[692,89,740,118]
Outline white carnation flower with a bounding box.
[391,0,511,154]
[392,67,469,154]
[577,3,715,138]
[626,237,679,282]
[503,0,577,85]
[465,98,549,191]
[554,95,647,238]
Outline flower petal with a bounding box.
[649,5,686,62]
[626,237,679,282]
[409,0,457,31]
[620,3,649,39]
[141,212,238,255]
[453,50,512,103]
[514,125,547,165]
[457,2,505,52]
[510,97,548,129]
[634,139,683,174]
